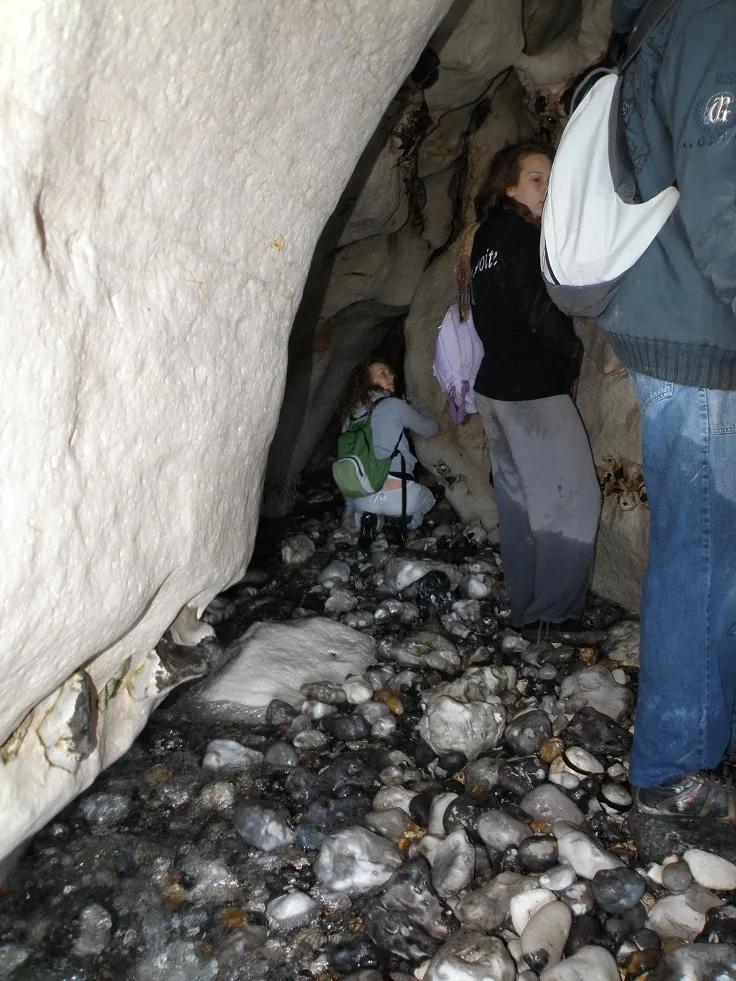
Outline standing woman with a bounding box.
[458,142,601,632]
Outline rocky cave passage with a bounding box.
[3,1,735,979]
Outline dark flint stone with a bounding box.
[302,589,327,612]
[304,794,372,830]
[409,790,435,827]
[539,643,575,666]
[145,726,187,756]
[629,808,736,865]
[504,709,553,755]
[413,571,454,615]
[583,604,626,631]
[647,943,736,980]
[317,754,377,795]
[564,915,605,958]
[442,797,483,837]
[398,712,423,731]
[630,928,662,952]
[517,834,559,873]
[380,857,459,939]
[500,844,525,874]
[442,779,466,796]
[437,751,467,775]
[284,768,319,805]
[321,714,371,741]
[327,935,381,972]
[579,774,605,795]
[363,907,440,961]
[365,857,456,960]
[563,706,632,756]
[593,868,646,915]
[463,788,501,810]
[523,948,550,973]
[619,903,648,933]
[295,822,325,851]
[695,903,736,945]
[499,758,548,797]
[266,698,300,726]
[586,810,631,849]
[606,909,647,944]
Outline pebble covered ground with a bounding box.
[2,480,736,981]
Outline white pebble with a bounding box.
[510,887,557,935]
[684,848,736,891]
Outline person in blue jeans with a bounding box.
[598,0,736,819]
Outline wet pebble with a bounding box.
[322,713,372,741]
[264,740,299,769]
[661,860,694,893]
[78,791,131,827]
[505,709,554,755]
[521,900,571,973]
[431,826,476,897]
[518,834,559,873]
[315,827,402,894]
[293,728,329,749]
[477,809,531,852]
[684,848,736,891]
[266,890,320,930]
[521,785,585,826]
[266,697,300,726]
[592,867,646,914]
[233,798,295,851]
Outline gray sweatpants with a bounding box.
[475,392,601,628]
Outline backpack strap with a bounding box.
[609,0,678,203]
[620,0,678,71]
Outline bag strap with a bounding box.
[621,0,678,71]
[609,0,678,203]
[569,0,677,114]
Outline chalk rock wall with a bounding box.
[0,0,453,860]
[266,0,646,612]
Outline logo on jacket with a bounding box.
[704,92,733,125]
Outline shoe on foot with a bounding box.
[634,766,736,822]
[358,512,378,551]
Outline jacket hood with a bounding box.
[611,0,648,33]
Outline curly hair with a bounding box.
[337,362,380,424]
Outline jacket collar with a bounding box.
[612,0,648,33]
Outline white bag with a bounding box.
[433,304,484,424]
[541,0,679,318]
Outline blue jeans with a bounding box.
[629,372,736,787]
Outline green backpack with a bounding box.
[333,403,403,499]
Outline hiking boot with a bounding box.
[358,512,378,551]
[634,766,736,822]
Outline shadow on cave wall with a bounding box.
[260,0,596,519]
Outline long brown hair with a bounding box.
[455,141,553,317]
[337,362,391,423]
[475,141,553,223]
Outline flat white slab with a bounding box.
[202,618,376,709]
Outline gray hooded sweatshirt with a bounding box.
[599,0,736,389]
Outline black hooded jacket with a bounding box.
[470,209,583,401]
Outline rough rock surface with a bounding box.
[0,0,453,860]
